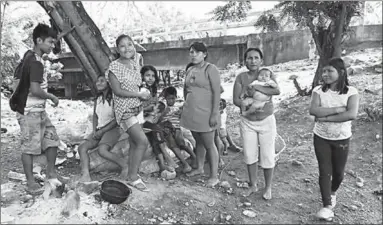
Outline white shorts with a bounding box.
[220,110,227,129]
[240,115,277,169]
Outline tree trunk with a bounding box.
[37,1,114,94]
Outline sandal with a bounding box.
[26,183,44,195]
[126,178,149,192]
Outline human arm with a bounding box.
[29,62,59,106]
[233,74,243,108]
[207,65,221,126]
[309,91,347,118]
[108,70,149,100]
[92,98,98,134]
[316,94,359,122]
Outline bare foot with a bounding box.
[206,178,220,188]
[242,184,258,197]
[182,164,192,173]
[46,171,58,179]
[160,164,175,173]
[119,166,129,180]
[186,169,204,177]
[78,174,92,183]
[263,188,272,200]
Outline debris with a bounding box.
[373,189,383,196]
[225,215,232,221]
[198,212,202,215]
[243,202,251,207]
[77,181,100,195]
[346,170,358,178]
[236,182,249,188]
[148,218,156,223]
[227,171,236,177]
[7,171,26,182]
[55,157,67,166]
[243,210,256,218]
[208,201,215,207]
[375,67,382,73]
[161,170,176,180]
[58,140,67,151]
[185,202,189,206]
[291,160,303,167]
[219,181,231,189]
[226,188,233,194]
[66,152,74,158]
[303,178,311,183]
[61,190,80,217]
[356,177,364,188]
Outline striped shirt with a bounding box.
[161,105,182,128]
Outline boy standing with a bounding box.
[9,23,60,194]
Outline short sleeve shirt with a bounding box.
[313,85,359,140]
[25,53,48,112]
[106,60,142,125]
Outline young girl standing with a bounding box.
[107,34,151,192]
[309,58,359,221]
[78,76,125,183]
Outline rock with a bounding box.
[77,181,100,195]
[61,190,80,217]
[350,66,363,75]
[292,160,303,167]
[375,67,382,73]
[243,202,251,207]
[225,215,232,221]
[243,210,256,218]
[66,152,74,158]
[350,205,358,211]
[208,201,215,207]
[148,218,156,223]
[219,181,231,189]
[343,56,354,67]
[347,67,354,76]
[185,202,189,206]
[353,200,364,208]
[7,171,26,182]
[356,177,364,188]
[161,170,177,180]
[227,171,236,177]
[354,59,364,64]
[58,140,67,151]
[198,211,202,215]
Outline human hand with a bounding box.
[209,113,219,128]
[50,95,59,107]
[93,130,103,140]
[139,91,151,101]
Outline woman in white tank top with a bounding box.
[77,75,128,183]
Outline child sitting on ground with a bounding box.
[158,86,196,173]
[240,68,277,116]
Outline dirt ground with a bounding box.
[1,48,382,224]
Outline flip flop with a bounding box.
[26,183,44,196]
[126,178,149,192]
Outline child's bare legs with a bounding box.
[214,130,225,168]
[126,123,149,182]
[21,154,40,191]
[45,147,58,179]
[227,132,241,152]
[220,131,229,156]
[78,140,98,182]
[97,144,129,179]
[170,145,192,173]
[159,143,177,168]
[157,153,175,172]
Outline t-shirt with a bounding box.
[313,85,359,140]
[161,105,182,128]
[25,53,48,112]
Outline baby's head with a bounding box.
[258,68,272,82]
[219,99,227,112]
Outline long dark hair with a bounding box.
[140,65,159,97]
[96,75,113,105]
[321,58,349,94]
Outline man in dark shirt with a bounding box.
[12,23,60,195]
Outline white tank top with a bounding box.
[95,96,115,129]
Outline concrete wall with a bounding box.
[57,24,382,71]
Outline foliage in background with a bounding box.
[210,1,252,23]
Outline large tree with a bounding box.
[211,1,364,94]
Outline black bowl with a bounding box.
[100,180,132,204]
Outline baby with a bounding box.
[240,68,277,116]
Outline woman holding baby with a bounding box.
[233,48,280,200]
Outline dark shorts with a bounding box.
[143,121,166,156]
